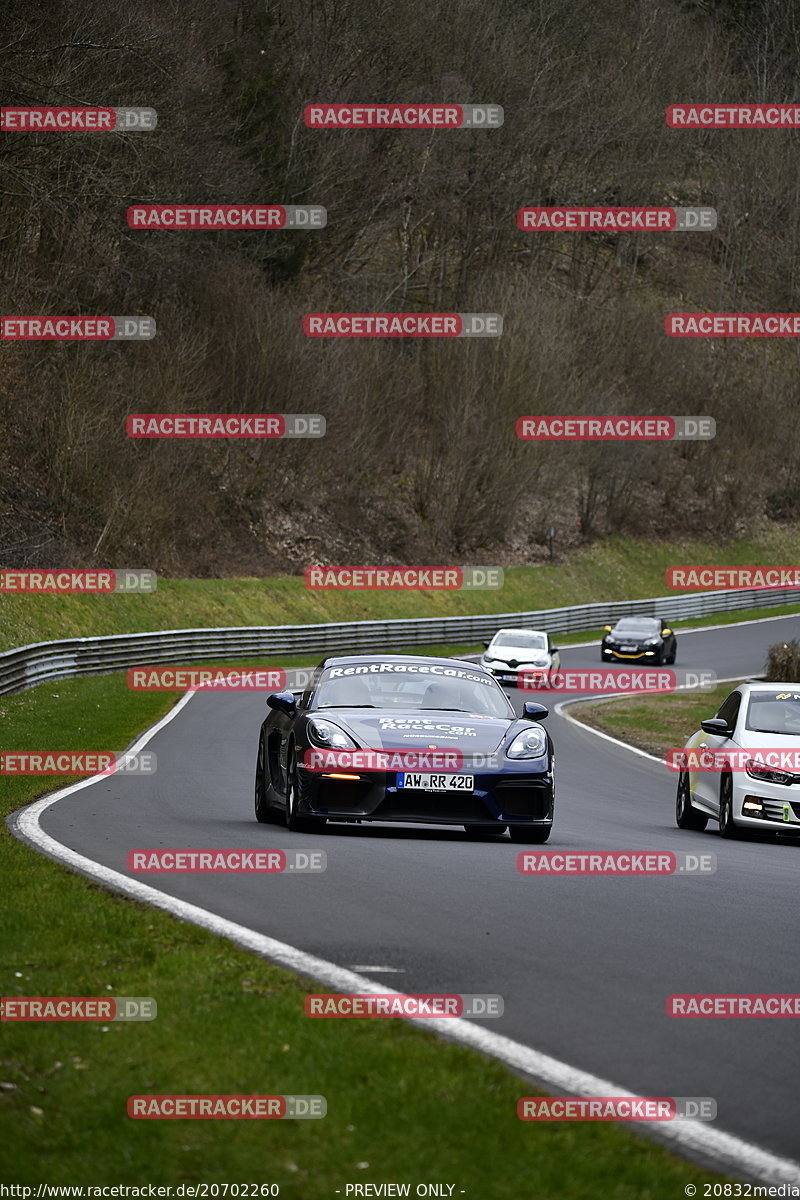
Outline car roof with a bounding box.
[492,627,548,635]
[735,681,800,694]
[318,653,490,671]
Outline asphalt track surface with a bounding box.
[32,613,800,1164]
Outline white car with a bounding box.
[481,628,561,686]
[676,681,800,839]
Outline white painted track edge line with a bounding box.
[555,675,753,764]
[8,665,800,1185]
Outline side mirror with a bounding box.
[603,625,612,633]
[550,644,559,653]
[662,628,673,637]
[267,690,297,717]
[523,702,549,721]
[700,717,732,737]
[482,641,490,650]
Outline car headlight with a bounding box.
[506,727,548,759]
[308,719,357,750]
[483,654,498,664]
[745,759,793,786]
[644,638,661,646]
[524,655,550,667]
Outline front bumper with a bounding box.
[732,777,800,830]
[297,762,555,827]
[602,646,660,660]
[483,663,553,685]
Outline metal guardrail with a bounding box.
[1,586,799,697]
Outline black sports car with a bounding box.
[254,653,555,842]
[600,616,677,664]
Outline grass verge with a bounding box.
[5,530,800,651]
[0,672,729,1192]
[567,685,736,759]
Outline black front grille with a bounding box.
[313,777,377,812]
[377,790,490,822]
[491,780,552,819]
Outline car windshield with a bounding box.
[492,632,547,650]
[315,663,512,717]
[746,691,800,735]
[613,619,660,635]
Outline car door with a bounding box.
[660,619,675,658]
[548,634,560,673]
[692,689,741,812]
[270,672,318,796]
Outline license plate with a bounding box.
[397,773,474,792]
[620,645,638,652]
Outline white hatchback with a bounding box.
[481,628,561,686]
[676,681,800,839]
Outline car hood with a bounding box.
[735,730,800,750]
[686,729,800,750]
[609,630,660,643]
[486,645,550,662]
[319,709,513,753]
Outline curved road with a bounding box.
[25,613,800,1165]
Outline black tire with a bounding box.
[675,771,708,831]
[285,746,326,834]
[254,735,281,824]
[667,645,677,664]
[509,824,552,844]
[718,774,741,839]
[463,824,508,839]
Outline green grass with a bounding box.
[5,529,800,651]
[568,685,736,759]
[0,672,730,1191]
